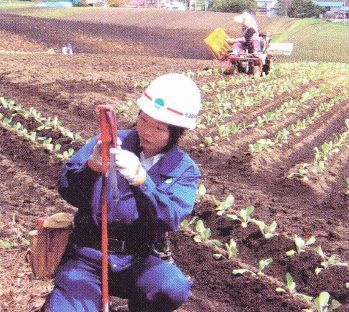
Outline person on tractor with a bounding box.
[43,73,202,312]
[227,12,260,55]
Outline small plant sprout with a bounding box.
[225,238,239,259]
[57,148,75,161]
[275,272,297,294]
[181,216,198,228]
[286,272,296,294]
[213,253,223,260]
[196,183,207,202]
[227,205,255,228]
[315,246,337,274]
[232,268,255,276]
[193,220,211,243]
[212,239,224,260]
[210,195,221,207]
[300,294,314,302]
[258,258,273,276]
[215,194,235,216]
[312,291,341,312]
[286,235,316,256]
[252,220,278,239]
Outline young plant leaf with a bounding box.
[213,253,223,260]
[314,291,330,311]
[286,273,296,294]
[232,269,255,276]
[286,250,296,256]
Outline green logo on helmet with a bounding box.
[154,98,165,109]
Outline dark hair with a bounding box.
[161,125,185,153]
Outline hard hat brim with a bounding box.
[137,95,196,130]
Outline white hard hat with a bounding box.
[137,73,201,130]
[234,12,257,29]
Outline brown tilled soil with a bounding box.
[0,8,348,312]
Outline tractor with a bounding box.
[204,29,293,77]
[224,32,273,76]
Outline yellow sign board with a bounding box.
[204,28,231,61]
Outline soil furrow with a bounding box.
[251,97,349,175]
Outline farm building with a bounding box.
[314,0,349,16]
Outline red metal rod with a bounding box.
[97,104,118,312]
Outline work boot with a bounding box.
[111,305,129,312]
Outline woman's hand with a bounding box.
[87,140,103,172]
[111,148,146,186]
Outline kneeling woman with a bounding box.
[45,73,202,312]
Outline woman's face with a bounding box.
[136,112,170,158]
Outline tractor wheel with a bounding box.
[224,64,237,75]
[252,65,261,77]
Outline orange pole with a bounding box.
[97,105,118,312]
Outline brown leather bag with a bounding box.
[27,213,74,280]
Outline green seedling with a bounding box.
[213,253,223,260]
[315,246,337,274]
[286,272,296,294]
[3,117,12,125]
[300,294,314,302]
[225,238,239,259]
[134,79,150,88]
[181,216,198,228]
[57,148,75,161]
[196,183,207,202]
[212,239,224,260]
[310,291,341,312]
[232,268,255,276]
[226,205,255,228]
[43,137,54,151]
[29,107,42,120]
[0,239,18,249]
[249,139,274,153]
[276,272,297,294]
[210,195,221,207]
[252,220,278,239]
[74,132,84,142]
[286,235,316,256]
[28,131,37,142]
[52,116,62,130]
[193,220,211,243]
[215,194,235,216]
[258,258,273,276]
[204,136,214,146]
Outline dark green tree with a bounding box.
[287,0,325,17]
[210,0,257,13]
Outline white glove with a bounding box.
[87,140,103,172]
[87,138,123,173]
[111,148,146,186]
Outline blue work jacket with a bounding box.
[58,130,201,262]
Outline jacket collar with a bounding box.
[121,130,184,178]
[148,148,184,178]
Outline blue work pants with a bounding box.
[46,249,192,312]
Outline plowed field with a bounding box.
[0,8,348,312]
